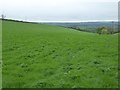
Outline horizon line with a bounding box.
[1,18,118,23]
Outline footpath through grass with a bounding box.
[2,20,118,88]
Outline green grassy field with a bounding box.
[2,20,118,88]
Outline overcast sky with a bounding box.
[0,0,119,22]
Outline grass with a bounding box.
[0,20,2,89]
[2,20,118,88]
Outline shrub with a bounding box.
[97,27,111,34]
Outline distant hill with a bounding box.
[43,22,118,33]
[1,19,118,33]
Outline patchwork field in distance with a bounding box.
[2,20,118,88]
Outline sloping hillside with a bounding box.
[2,20,118,88]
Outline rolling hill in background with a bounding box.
[44,22,118,33]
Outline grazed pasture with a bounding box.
[2,20,118,88]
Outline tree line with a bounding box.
[68,26,118,34]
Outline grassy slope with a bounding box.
[0,20,2,89]
[2,20,118,88]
